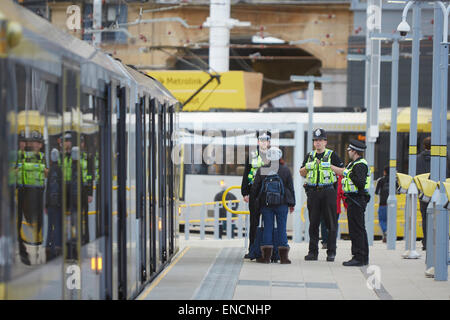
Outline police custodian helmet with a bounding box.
[312,128,327,140]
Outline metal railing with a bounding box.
[178,199,250,247]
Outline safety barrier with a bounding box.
[178,199,250,247]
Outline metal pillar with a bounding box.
[402,2,421,259]
[289,76,332,154]
[435,3,449,280]
[92,0,102,47]
[293,123,304,243]
[387,38,399,250]
[307,81,314,154]
[426,3,443,271]
[203,0,250,72]
[365,0,382,246]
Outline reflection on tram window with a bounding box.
[15,66,50,266]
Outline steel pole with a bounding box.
[307,81,314,154]
[387,38,399,250]
[435,20,449,280]
[426,3,443,270]
[365,0,382,246]
[403,2,421,259]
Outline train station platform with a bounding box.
[136,238,450,301]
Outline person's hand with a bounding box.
[88,196,93,203]
[243,195,249,203]
[289,207,294,213]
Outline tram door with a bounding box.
[159,103,167,263]
[149,99,158,275]
[116,86,127,299]
[168,105,175,256]
[99,81,113,300]
[136,96,147,283]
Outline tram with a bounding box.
[0,1,180,299]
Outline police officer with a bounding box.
[45,148,63,261]
[15,131,30,264]
[80,135,93,245]
[19,130,48,263]
[242,130,271,259]
[331,139,370,266]
[300,128,344,262]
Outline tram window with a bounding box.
[15,63,28,112]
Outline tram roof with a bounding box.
[4,1,124,77]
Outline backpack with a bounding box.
[259,174,285,207]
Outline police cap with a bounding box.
[64,132,72,140]
[312,128,327,140]
[30,130,43,141]
[256,130,271,141]
[347,139,366,152]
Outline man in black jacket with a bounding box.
[416,137,431,250]
[241,131,271,259]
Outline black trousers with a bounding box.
[248,197,260,251]
[419,201,428,249]
[346,194,369,263]
[306,187,338,256]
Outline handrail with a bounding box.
[222,186,250,215]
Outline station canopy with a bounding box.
[380,107,450,133]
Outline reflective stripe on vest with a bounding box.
[305,148,337,186]
[248,154,263,183]
[342,158,370,194]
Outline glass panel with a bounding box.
[6,63,64,299]
[61,65,82,300]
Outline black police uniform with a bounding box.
[343,139,370,266]
[302,129,344,260]
[241,131,270,257]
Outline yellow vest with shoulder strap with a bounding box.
[342,158,370,194]
[304,148,336,186]
[248,152,263,183]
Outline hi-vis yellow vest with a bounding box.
[248,152,263,183]
[304,148,336,186]
[342,158,370,194]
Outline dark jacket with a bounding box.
[416,150,431,175]
[375,176,389,206]
[250,162,296,209]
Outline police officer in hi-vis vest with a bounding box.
[300,128,344,262]
[18,130,48,264]
[330,139,370,266]
[80,135,94,245]
[242,131,271,259]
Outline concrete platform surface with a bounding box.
[137,237,450,300]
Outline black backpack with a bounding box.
[259,174,285,207]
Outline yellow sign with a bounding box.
[147,71,259,111]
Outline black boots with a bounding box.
[278,246,291,264]
[256,245,273,264]
[304,253,318,261]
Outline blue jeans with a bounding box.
[378,205,387,233]
[261,205,289,247]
